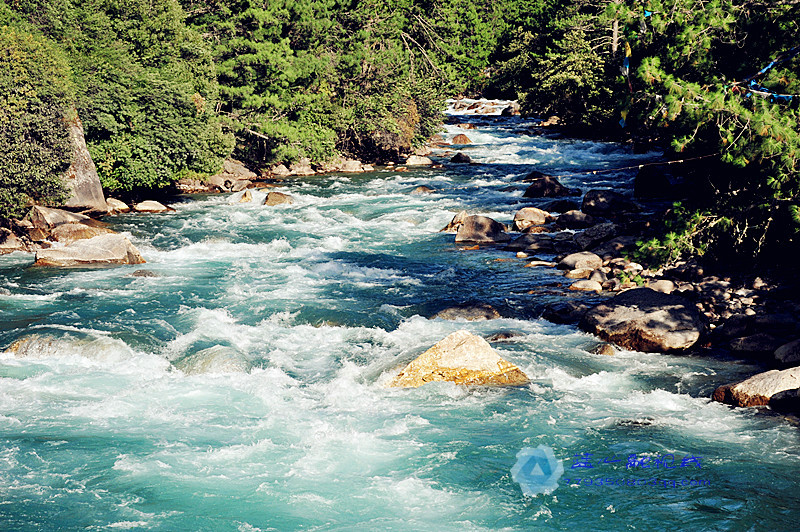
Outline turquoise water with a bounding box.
[1,105,799,530]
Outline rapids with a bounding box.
[1,101,798,530]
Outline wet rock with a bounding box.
[523,175,579,198]
[133,200,171,213]
[452,134,472,145]
[230,179,252,193]
[769,388,800,413]
[485,330,522,342]
[131,269,159,278]
[542,199,581,213]
[776,339,800,365]
[581,190,639,217]
[410,186,436,195]
[556,210,595,229]
[440,210,468,233]
[524,260,556,268]
[712,367,800,407]
[106,198,130,213]
[406,155,433,166]
[581,288,704,352]
[565,268,592,279]
[263,191,294,206]
[591,343,616,356]
[501,102,521,116]
[238,190,253,203]
[574,223,618,250]
[513,207,553,231]
[542,301,590,324]
[589,270,608,284]
[34,234,145,267]
[729,333,783,354]
[713,314,752,340]
[591,236,638,260]
[504,233,553,253]
[558,251,603,271]
[455,215,511,244]
[433,303,501,321]
[174,346,251,375]
[386,330,529,388]
[450,152,472,164]
[569,280,602,293]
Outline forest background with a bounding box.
[1,0,798,266]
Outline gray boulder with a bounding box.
[455,215,511,243]
[556,210,594,229]
[558,251,603,271]
[581,189,639,217]
[713,367,800,407]
[63,113,108,213]
[513,207,553,231]
[575,222,618,250]
[440,210,468,233]
[776,339,800,365]
[523,175,579,198]
[580,288,704,352]
[34,234,145,266]
[264,192,294,206]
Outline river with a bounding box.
[1,101,798,530]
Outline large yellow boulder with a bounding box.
[387,330,529,388]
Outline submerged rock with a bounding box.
[386,330,529,388]
[454,215,511,244]
[174,346,251,375]
[34,234,145,266]
[432,303,501,321]
[410,185,436,195]
[712,367,800,407]
[580,288,704,352]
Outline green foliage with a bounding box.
[6,0,234,193]
[0,24,72,219]
[629,203,732,266]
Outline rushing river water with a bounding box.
[1,101,799,530]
